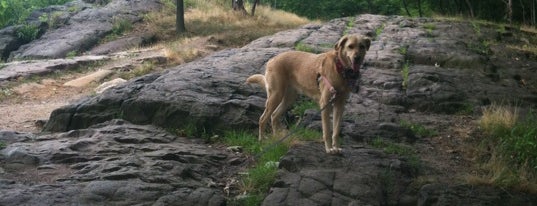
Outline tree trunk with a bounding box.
[402,0,411,16]
[504,0,513,25]
[232,0,248,15]
[176,0,186,34]
[465,0,474,18]
[531,0,537,26]
[251,0,260,16]
[418,0,423,17]
[520,0,526,24]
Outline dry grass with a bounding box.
[468,103,537,193]
[142,1,311,65]
[479,104,518,136]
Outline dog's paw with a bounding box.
[326,147,343,155]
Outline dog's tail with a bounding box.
[246,74,267,91]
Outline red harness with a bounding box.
[318,57,361,102]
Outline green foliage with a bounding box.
[270,0,400,20]
[0,141,5,149]
[16,23,40,43]
[0,0,71,28]
[40,11,66,28]
[400,120,437,138]
[65,50,77,59]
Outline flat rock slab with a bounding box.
[263,142,417,205]
[0,55,108,81]
[0,119,245,206]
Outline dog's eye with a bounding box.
[348,45,355,49]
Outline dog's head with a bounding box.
[334,34,371,71]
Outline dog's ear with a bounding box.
[364,38,371,51]
[334,35,349,51]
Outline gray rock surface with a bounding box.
[0,119,244,206]
[0,55,108,81]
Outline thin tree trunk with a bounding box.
[504,0,513,25]
[418,0,423,17]
[251,0,260,16]
[176,0,186,34]
[465,0,474,18]
[520,0,526,24]
[531,0,537,26]
[402,0,411,16]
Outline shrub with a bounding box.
[16,23,40,43]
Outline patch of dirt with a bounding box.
[0,78,91,133]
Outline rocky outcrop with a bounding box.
[0,0,161,61]
[2,14,537,205]
[0,120,244,206]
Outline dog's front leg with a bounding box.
[331,100,345,154]
[321,104,333,153]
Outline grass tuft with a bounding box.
[400,120,437,138]
[471,103,537,193]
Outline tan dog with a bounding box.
[247,34,370,154]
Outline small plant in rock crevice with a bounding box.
[400,120,437,138]
[222,130,288,206]
[294,42,315,53]
[401,60,410,89]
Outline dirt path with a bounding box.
[0,77,92,133]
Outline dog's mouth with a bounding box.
[351,56,362,71]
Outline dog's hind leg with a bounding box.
[271,89,297,137]
[258,88,284,141]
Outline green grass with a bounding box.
[400,120,437,138]
[474,104,537,192]
[398,45,408,56]
[370,137,422,176]
[423,23,436,37]
[343,18,355,35]
[371,137,415,156]
[0,141,5,149]
[290,99,317,117]
[294,42,315,53]
[222,130,289,206]
[375,23,385,40]
[401,61,410,89]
